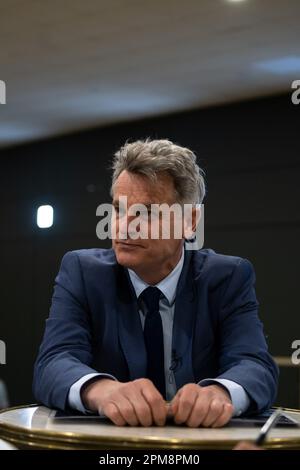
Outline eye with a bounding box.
[133,208,148,218]
[114,206,126,217]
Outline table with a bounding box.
[1,405,300,450]
[0,438,17,450]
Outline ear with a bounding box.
[183,204,202,240]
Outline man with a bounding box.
[33,139,278,428]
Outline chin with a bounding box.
[115,249,142,269]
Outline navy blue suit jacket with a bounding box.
[33,247,278,413]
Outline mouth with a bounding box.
[116,241,144,249]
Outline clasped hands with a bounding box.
[82,378,234,428]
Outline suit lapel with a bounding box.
[172,249,197,389]
[116,266,147,380]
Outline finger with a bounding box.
[102,402,127,426]
[173,388,198,424]
[211,402,234,428]
[201,399,224,427]
[233,441,262,451]
[169,393,180,417]
[109,396,139,426]
[170,386,184,416]
[141,384,167,426]
[125,390,153,427]
[166,402,173,419]
[186,395,211,427]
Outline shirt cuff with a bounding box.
[198,378,250,417]
[68,373,117,414]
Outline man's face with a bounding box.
[112,170,184,273]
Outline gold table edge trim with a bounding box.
[1,404,300,450]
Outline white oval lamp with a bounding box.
[37,205,54,228]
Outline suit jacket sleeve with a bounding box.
[33,251,100,410]
[216,258,279,414]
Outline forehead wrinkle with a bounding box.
[113,171,176,206]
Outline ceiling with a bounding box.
[0,0,299,148]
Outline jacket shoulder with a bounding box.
[61,248,117,271]
[192,248,254,281]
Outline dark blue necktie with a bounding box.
[140,286,166,399]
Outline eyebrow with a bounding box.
[112,201,157,208]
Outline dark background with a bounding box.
[1,92,299,408]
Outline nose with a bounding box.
[118,213,129,239]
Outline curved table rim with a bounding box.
[1,404,300,450]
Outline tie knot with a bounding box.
[140,286,161,315]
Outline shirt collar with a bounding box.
[128,247,185,306]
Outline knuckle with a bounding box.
[150,393,163,405]
[182,383,191,391]
[183,383,197,393]
[135,378,152,387]
[103,402,113,413]
[110,408,119,419]
[107,407,119,420]
[224,403,234,415]
[142,378,152,385]
[210,400,222,412]
[201,388,213,399]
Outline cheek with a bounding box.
[146,238,169,256]
[158,238,181,256]
[110,214,117,234]
[151,216,182,239]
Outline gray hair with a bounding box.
[111,138,205,204]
